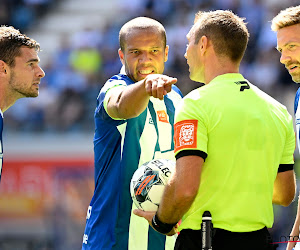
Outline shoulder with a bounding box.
[251,83,286,108]
[171,85,183,98]
[165,86,183,106]
[101,74,130,94]
[294,87,300,115]
[175,88,204,119]
[97,74,132,103]
[250,84,293,125]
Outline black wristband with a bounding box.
[151,213,177,234]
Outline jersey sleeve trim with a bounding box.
[175,150,207,161]
[103,84,127,120]
[278,164,294,173]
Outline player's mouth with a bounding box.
[287,65,299,73]
[32,82,40,88]
[139,69,155,75]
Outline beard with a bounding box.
[291,73,300,83]
[9,71,39,98]
[286,61,300,83]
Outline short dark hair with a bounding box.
[0,26,40,67]
[119,17,166,51]
[193,10,249,63]
[271,5,300,31]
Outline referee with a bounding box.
[134,10,296,250]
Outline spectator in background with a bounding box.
[4,1,298,137]
[0,25,45,180]
[69,47,102,76]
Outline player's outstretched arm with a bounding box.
[272,170,296,207]
[106,74,177,119]
[286,194,300,250]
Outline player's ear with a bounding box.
[164,45,169,62]
[118,48,125,65]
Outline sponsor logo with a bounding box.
[296,118,300,125]
[135,175,155,195]
[86,206,92,220]
[149,117,154,124]
[152,160,172,177]
[157,110,168,123]
[83,234,88,244]
[174,120,198,153]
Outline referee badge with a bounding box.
[174,120,198,153]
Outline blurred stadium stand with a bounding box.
[27,0,119,64]
[0,0,300,249]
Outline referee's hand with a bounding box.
[133,209,178,236]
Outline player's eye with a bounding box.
[288,44,296,50]
[276,47,282,53]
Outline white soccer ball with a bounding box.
[130,159,175,211]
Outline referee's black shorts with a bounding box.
[174,227,276,250]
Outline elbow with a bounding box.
[280,198,294,207]
[274,192,296,207]
[116,103,145,119]
[175,187,198,205]
[115,105,139,119]
[284,191,296,206]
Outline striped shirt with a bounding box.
[295,87,300,151]
[82,73,182,250]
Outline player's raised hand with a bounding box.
[144,74,177,100]
[133,209,178,236]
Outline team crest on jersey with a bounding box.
[174,120,198,153]
[157,110,168,123]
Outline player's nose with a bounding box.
[280,52,291,65]
[36,65,45,78]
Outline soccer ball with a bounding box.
[130,159,175,211]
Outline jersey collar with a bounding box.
[209,73,245,85]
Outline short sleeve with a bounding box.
[98,80,127,120]
[280,113,295,165]
[174,97,208,157]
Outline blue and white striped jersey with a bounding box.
[295,87,300,152]
[82,73,182,250]
[0,110,3,183]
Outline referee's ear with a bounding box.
[199,35,209,56]
[0,60,7,75]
